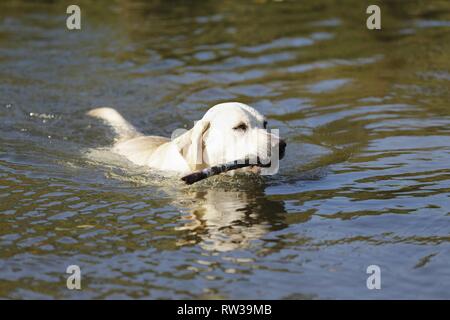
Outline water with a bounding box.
[1,0,449,299]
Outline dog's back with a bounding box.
[87,107,170,166]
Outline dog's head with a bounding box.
[174,102,286,172]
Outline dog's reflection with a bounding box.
[174,183,287,252]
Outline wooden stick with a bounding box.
[181,159,267,185]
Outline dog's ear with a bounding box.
[173,119,210,171]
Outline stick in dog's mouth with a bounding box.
[181,158,271,185]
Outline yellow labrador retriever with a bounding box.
[87,102,286,175]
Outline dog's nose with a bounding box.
[279,139,286,159]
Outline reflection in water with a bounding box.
[175,185,287,252]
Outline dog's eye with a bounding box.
[233,123,247,131]
[263,120,268,129]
